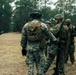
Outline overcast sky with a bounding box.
[11,0,58,10]
[48,0,58,9]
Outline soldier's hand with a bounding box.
[21,48,27,56]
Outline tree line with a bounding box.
[0,0,76,32]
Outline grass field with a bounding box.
[0,32,76,75]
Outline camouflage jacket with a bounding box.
[20,19,57,49]
[67,24,75,43]
[52,23,69,43]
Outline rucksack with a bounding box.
[27,21,43,42]
[27,21,46,49]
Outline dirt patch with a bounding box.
[0,32,76,75]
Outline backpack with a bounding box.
[27,21,46,49]
[27,21,43,42]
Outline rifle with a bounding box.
[56,20,64,38]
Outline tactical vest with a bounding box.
[27,21,44,42]
[27,21,46,49]
[59,25,69,43]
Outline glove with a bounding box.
[21,48,27,56]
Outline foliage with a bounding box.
[55,0,76,25]
[13,0,37,32]
[0,0,76,32]
[0,0,13,32]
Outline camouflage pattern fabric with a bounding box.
[65,24,75,64]
[43,24,60,74]
[44,27,53,57]
[44,22,68,74]
[54,43,66,75]
[21,19,57,75]
[26,46,45,75]
[68,43,75,64]
[44,44,58,73]
[53,24,68,74]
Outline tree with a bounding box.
[13,0,40,32]
[0,0,13,32]
[55,0,76,25]
[55,0,76,16]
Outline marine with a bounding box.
[20,11,58,75]
[65,18,75,64]
[44,14,67,75]
[45,21,52,57]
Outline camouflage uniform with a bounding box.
[65,19,75,64]
[44,14,67,75]
[20,12,57,75]
[45,21,52,57]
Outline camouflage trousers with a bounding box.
[26,49,45,75]
[44,43,66,75]
[44,44,58,73]
[65,43,75,64]
[44,44,50,57]
[53,43,66,75]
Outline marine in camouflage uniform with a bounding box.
[45,21,53,57]
[65,19,75,64]
[44,14,68,75]
[20,12,58,75]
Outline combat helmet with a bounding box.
[65,18,71,24]
[54,14,63,20]
[29,10,42,19]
